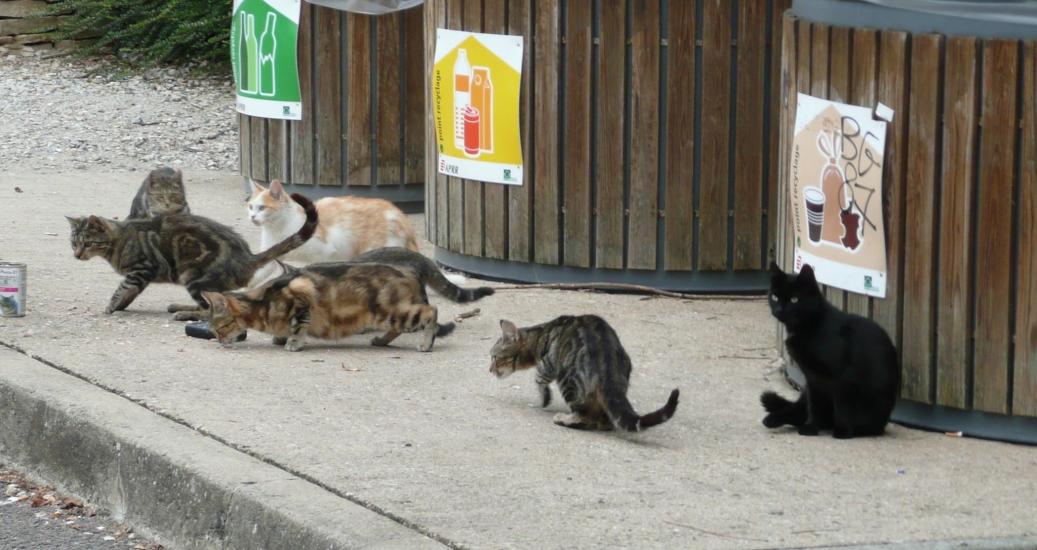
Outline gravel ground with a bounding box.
[0,53,239,173]
[0,465,161,550]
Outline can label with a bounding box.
[0,262,26,317]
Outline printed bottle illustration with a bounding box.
[237,12,258,94]
[816,128,847,245]
[453,49,472,149]
[245,13,259,94]
[471,67,493,153]
[258,12,278,96]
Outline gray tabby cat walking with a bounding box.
[67,193,317,315]
[490,315,680,431]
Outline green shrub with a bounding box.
[48,0,232,69]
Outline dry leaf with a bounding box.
[29,495,47,507]
[14,187,22,193]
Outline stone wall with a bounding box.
[0,0,74,53]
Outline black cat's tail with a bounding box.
[607,389,680,432]
[435,322,456,337]
[249,193,318,268]
[427,268,495,303]
[760,390,807,428]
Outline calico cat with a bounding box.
[761,262,900,439]
[202,263,455,352]
[489,315,680,431]
[246,180,420,284]
[345,247,492,303]
[128,166,190,219]
[67,193,317,315]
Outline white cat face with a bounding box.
[246,180,289,226]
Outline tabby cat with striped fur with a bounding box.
[203,263,454,352]
[128,166,189,219]
[66,193,317,315]
[490,315,680,431]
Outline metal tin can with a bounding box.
[0,262,27,317]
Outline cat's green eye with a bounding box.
[790,297,799,304]
[770,295,778,302]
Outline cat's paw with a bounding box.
[540,387,552,408]
[272,336,288,346]
[284,338,305,352]
[797,425,820,436]
[370,336,392,347]
[762,414,784,429]
[553,413,589,430]
[172,311,202,322]
[417,340,434,352]
[104,305,117,314]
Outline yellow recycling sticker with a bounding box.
[432,29,524,185]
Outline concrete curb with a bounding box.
[0,345,447,550]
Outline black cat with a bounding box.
[761,262,900,438]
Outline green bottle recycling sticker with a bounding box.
[231,0,301,120]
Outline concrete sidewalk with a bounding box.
[0,170,1035,550]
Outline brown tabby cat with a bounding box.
[202,263,455,352]
[66,193,317,315]
[490,315,680,431]
[128,166,190,219]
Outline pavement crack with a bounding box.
[0,339,467,550]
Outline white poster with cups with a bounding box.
[789,93,889,297]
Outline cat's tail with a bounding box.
[606,388,680,432]
[760,390,807,428]
[760,390,798,413]
[435,322,456,337]
[249,193,318,269]
[427,267,494,303]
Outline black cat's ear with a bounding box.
[499,319,519,340]
[769,261,784,276]
[797,264,818,287]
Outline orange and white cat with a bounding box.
[247,180,420,285]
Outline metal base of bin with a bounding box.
[433,247,769,293]
[243,180,426,214]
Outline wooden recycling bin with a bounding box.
[774,4,1037,442]
[424,0,792,291]
[239,3,426,211]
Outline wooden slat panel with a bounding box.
[446,1,464,251]
[250,117,268,181]
[936,36,977,409]
[376,13,402,186]
[846,29,876,317]
[973,40,1018,414]
[430,0,449,246]
[873,31,907,353]
[901,34,942,403]
[775,13,796,349]
[533,0,561,264]
[767,0,792,264]
[810,24,842,307]
[463,0,483,256]
[595,0,625,269]
[1015,41,1037,417]
[787,20,810,273]
[267,120,286,181]
[315,7,342,186]
[698,0,731,270]
[346,13,373,186]
[627,0,659,270]
[403,6,425,186]
[290,2,313,184]
[664,0,695,271]
[423,0,442,242]
[482,0,507,259]
[733,0,765,270]
[239,113,250,177]
[562,0,592,267]
[508,0,532,261]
